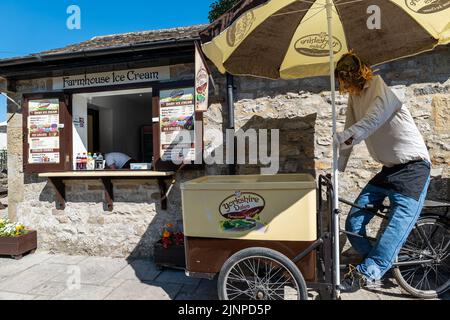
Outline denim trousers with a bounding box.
[345,177,430,281]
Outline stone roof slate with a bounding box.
[41,24,206,55]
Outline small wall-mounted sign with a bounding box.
[73,116,85,128]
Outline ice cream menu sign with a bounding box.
[28,99,60,164]
[159,88,195,162]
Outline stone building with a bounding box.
[0,25,448,258]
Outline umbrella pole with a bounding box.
[325,0,341,298]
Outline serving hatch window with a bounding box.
[72,88,154,170]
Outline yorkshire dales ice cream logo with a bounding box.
[405,0,450,14]
[295,32,342,57]
[219,191,265,232]
[226,11,256,47]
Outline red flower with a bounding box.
[159,228,184,248]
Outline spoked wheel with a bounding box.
[218,247,308,300]
[393,216,450,299]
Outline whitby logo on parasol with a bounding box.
[219,192,265,219]
[226,11,256,47]
[294,32,342,57]
[405,0,450,14]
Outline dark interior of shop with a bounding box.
[87,91,153,162]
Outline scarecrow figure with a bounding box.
[334,51,431,292]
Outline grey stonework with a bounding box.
[6,45,450,258]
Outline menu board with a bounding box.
[159,88,195,162]
[28,99,60,164]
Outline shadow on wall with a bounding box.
[35,178,163,212]
[423,176,450,217]
[428,176,450,203]
[234,44,450,100]
[235,114,317,176]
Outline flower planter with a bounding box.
[153,241,186,270]
[0,230,37,260]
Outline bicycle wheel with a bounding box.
[393,216,449,299]
[217,247,308,300]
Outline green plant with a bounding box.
[0,218,29,237]
[208,0,240,22]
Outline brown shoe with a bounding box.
[339,265,368,293]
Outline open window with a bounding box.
[72,88,153,169]
[23,95,72,173]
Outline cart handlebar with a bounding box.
[318,174,389,219]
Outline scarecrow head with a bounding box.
[335,51,373,95]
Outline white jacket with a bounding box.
[336,75,430,172]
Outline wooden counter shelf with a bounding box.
[39,171,175,211]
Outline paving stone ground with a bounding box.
[0,251,448,300]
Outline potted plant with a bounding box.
[0,218,37,259]
[153,223,185,270]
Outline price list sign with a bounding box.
[28,99,60,164]
[159,88,195,163]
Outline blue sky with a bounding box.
[0,0,213,122]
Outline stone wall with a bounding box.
[6,45,450,258]
[7,64,204,257]
[17,171,202,257]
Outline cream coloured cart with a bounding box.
[181,174,449,300]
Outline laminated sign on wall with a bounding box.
[195,42,210,112]
[28,99,60,164]
[159,88,195,162]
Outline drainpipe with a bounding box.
[226,73,236,175]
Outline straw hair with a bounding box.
[336,51,373,96]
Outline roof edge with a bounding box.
[0,37,200,69]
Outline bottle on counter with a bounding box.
[87,153,93,170]
[92,153,98,170]
[76,153,81,170]
[96,153,104,170]
[82,153,87,170]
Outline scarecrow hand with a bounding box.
[334,132,354,150]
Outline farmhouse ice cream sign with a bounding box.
[53,66,170,90]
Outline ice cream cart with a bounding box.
[181,174,449,300]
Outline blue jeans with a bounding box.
[345,177,430,281]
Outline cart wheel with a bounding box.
[393,216,449,299]
[218,247,308,300]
